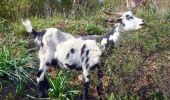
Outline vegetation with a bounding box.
[0,0,170,99]
[48,70,80,100]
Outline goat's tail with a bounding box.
[22,19,38,37]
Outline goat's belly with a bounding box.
[61,56,83,70]
[64,63,82,70]
[55,38,102,70]
[60,61,99,71]
[64,63,99,71]
[55,53,100,70]
[55,50,100,70]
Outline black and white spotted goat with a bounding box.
[22,11,144,99]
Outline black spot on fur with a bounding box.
[81,44,86,55]
[85,58,89,64]
[86,50,89,57]
[126,15,133,20]
[105,39,115,48]
[46,62,50,66]
[38,30,46,41]
[86,64,89,69]
[122,23,125,27]
[35,30,46,48]
[87,75,90,79]
[31,29,38,38]
[51,59,57,66]
[37,69,43,77]
[65,63,82,71]
[40,42,44,47]
[50,59,60,68]
[90,64,99,70]
[66,53,70,59]
[82,57,84,62]
[126,15,130,18]
[45,59,60,69]
[70,48,75,54]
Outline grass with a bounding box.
[48,70,80,100]
[0,0,170,99]
[0,46,32,81]
[0,31,36,99]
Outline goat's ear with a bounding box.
[116,18,122,23]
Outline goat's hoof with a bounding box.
[82,97,89,100]
[99,97,103,100]
[82,98,88,100]
[82,96,88,100]
[39,92,47,98]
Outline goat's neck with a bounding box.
[99,24,124,49]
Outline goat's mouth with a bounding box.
[139,23,145,26]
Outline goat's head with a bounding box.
[104,11,145,32]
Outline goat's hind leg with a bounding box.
[96,64,104,100]
[82,64,90,100]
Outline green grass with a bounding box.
[0,46,32,81]
[48,70,80,100]
[0,32,36,98]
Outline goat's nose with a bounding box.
[142,20,144,23]
[139,20,145,26]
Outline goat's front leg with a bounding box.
[82,65,90,100]
[37,61,50,98]
[96,64,104,100]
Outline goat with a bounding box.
[22,11,144,99]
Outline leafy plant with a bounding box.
[0,44,36,98]
[16,80,26,97]
[84,23,104,35]
[0,82,2,99]
[48,71,80,100]
[165,11,170,21]
[0,46,33,81]
[147,91,165,100]
[108,93,115,100]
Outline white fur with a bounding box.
[22,19,33,33]
[121,11,144,31]
[55,39,102,69]
[37,28,74,82]
[55,39,102,83]
[109,31,121,46]
[101,38,107,45]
